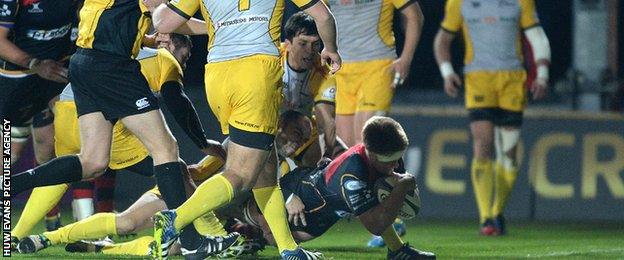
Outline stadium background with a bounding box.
[12,0,624,225]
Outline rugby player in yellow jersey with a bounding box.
[15,34,236,255]
[280,12,347,167]
[147,0,340,259]
[330,0,423,147]
[434,0,550,235]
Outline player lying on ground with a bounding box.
[18,111,317,257]
[179,116,437,259]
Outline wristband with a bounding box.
[28,58,40,70]
[439,61,455,78]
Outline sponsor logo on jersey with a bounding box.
[322,86,336,100]
[0,4,10,17]
[215,15,269,29]
[27,1,42,13]
[135,97,150,110]
[344,179,366,191]
[26,23,71,41]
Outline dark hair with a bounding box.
[278,110,308,129]
[284,11,318,41]
[362,116,409,156]
[170,33,192,50]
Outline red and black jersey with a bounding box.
[279,144,387,237]
[0,0,77,70]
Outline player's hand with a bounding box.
[395,173,416,192]
[32,59,68,83]
[317,156,332,167]
[200,139,226,160]
[443,73,462,98]
[320,48,341,74]
[390,57,411,88]
[155,33,172,48]
[531,78,548,100]
[286,194,307,227]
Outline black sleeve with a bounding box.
[160,81,209,149]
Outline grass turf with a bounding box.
[9,210,624,259]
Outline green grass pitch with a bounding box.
[9,209,624,259]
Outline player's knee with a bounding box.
[497,127,521,169]
[473,138,493,159]
[78,156,110,179]
[151,136,179,163]
[222,170,253,192]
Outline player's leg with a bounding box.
[463,72,500,234]
[120,110,203,250]
[252,148,300,253]
[71,181,95,221]
[18,188,165,253]
[353,59,395,145]
[30,111,67,230]
[491,71,527,235]
[335,115,355,147]
[10,111,113,196]
[334,62,358,147]
[11,184,69,241]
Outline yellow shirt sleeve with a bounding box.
[440,0,462,33]
[167,0,200,20]
[147,49,183,93]
[292,0,320,10]
[314,76,336,104]
[392,0,414,10]
[519,0,539,29]
[158,49,184,90]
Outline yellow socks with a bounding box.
[44,212,116,245]
[102,236,154,256]
[12,184,69,239]
[471,158,494,223]
[381,226,404,252]
[253,185,298,253]
[193,211,227,237]
[175,173,233,231]
[492,163,518,216]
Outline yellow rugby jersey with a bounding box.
[279,44,336,117]
[328,0,414,62]
[441,0,539,73]
[136,48,183,92]
[76,0,151,58]
[167,0,318,62]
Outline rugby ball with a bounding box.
[374,176,421,220]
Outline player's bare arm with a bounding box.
[524,26,551,100]
[358,173,415,235]
[391,1,424,87]
[0,27,68,83]
[314,102,337,160]
[303,1,341,73]
[173,18,208,35]
[433,29,461,98]
[146,0,190,33]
